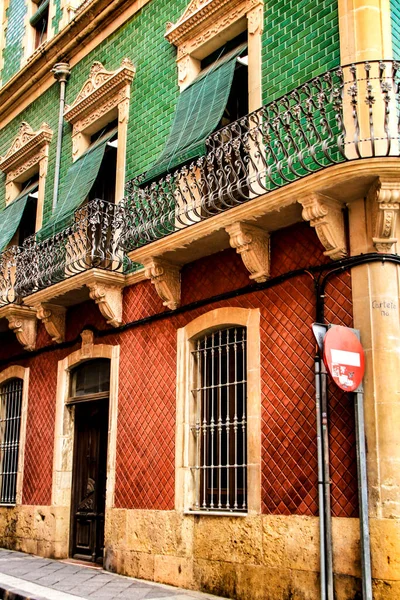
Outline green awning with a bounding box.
[30,0,49,27]
[142,43,247,183]
[0,183,37,252]
[38,129,116,240]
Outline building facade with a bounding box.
[0,0,399,598]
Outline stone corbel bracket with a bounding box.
[143,258,181,310]
[0,306,37,351]
[86,271,125,328]
[298,193,347,260]
[226,221,270,282]
[35,303,66,343]
[368,177,400,253]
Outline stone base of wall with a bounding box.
[0,507,399,599]
[0,505,69,558]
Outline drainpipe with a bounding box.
[51,62,70,212]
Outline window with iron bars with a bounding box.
[191,326,247,512]
[0,379,23,505]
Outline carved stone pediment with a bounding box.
[0,122,53,177]
[64,59,136,126]
[166,0,263,55]
[143,258,181,310]
[298,193,347,260]
[0,305,37,351]
[226,221,270,282]
[368,177,400,253]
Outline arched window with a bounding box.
[0,378,23,504]
[192,326,247,512]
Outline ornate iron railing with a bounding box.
[120,60,400,251]
[1,60,399,303]
[13,198,126,298]
[0,246,20,307]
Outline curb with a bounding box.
[0,583,48,600]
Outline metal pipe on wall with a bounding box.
[314,357,327,600]
[51,62,70,212]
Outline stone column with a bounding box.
[348,179,400,594]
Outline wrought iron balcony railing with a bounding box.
[120,60,400,251]
[0,246,20,307]
[0,60,399,305]
[12,198,126,299]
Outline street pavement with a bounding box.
[0,549,227,600]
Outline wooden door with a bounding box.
[70,399,109,563]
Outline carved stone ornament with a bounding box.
[298,193,347,260]
[368,177,400,253]
[64,59,136,126]
[226,221,270,282]
[0,122,52,177]
[1,306,37,351]
[166,0,263,51]
[35,303,66,343]
[81,329,94,354]
[143,258,181,310]
[87,281,124,327]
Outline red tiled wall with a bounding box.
[22,351,60,505]
[1,223,358,516]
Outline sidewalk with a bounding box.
[0,549,227,600]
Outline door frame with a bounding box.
[52,331,120,557]
[69,397,110,562]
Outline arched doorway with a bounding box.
[68,359,110,564]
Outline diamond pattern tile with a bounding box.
[3,222,358,518]
[181,248,250,305]
[123,281,166,322]
[270,222,330,277]
[22,352,59,505]
[114,320,177,509]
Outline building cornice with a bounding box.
[0,0,149,124]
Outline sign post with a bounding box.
[321,325,372,600]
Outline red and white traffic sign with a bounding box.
[323,325,365,392]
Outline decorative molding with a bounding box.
[0,306,37,351]
[368,177,400,253]
[226,221,270,282]
[22,269,125,327]
[87,276,124,327]
[35,303,66,343]
[0,122,52,175]
[143,258,181,310]
[298,193,347,260]
[247,2,264,35]
[166,0,262,50]
[64,59,136,126]
[80,329,94,355]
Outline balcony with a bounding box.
[1,60,399,349]
[120,60,400,257]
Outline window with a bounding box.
[192,326,247,512]
[0,378,23,505]
[68,359,110,404]
[88,121,118,205]
[176,307,261,516]
[30,0,49,50]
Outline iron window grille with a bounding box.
[0,378,23,505]
[191,326,247,512]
